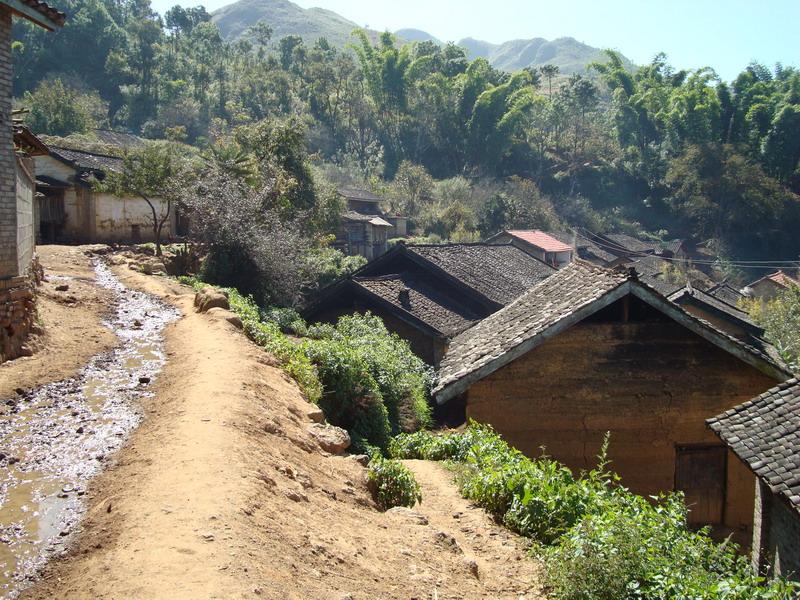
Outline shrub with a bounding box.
[367,456,422,511]
[390,424,800,599]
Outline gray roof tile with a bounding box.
[708,378,800,512]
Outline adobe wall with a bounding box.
[94,193,174,242]
[754,480,800,581]
[466,321,776,531]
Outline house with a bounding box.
[0,0,64,363]
[433,261,791,531]
[706,281,747,307]
[708,379,800,581]
[668,284,765,343]
[485,230,574,267]
[744,270,799,302]
[334,188,406,260]
[303,243,555,365]
[34,145,176,243]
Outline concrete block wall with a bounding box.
[0,7,16,279]
[16,157,35,273]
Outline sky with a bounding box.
[151,0,800,82]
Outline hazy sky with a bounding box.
[152,0,800,81]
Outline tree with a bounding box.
[540,64,559,97]
[100,143,188,256]
[23,78,106,135]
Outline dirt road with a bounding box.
[8,247,543,599]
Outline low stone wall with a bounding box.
[0,256,42,363]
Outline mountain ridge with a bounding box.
[211,0,634,74]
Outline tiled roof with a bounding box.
[434,261,630,399]
[707,282,746,306]
[668,285,759,331]
[15,0,65,28]
[434,261,791,402]
[342,211,392,226]
[604,233,658,255]
[406,244,556,306]
[748,270,800,290]
[505,230,573,253]
[551,231,619,264]
[338,188,383,203]
[93,129,145,149]
[354,273,481,337]
[50,146,123,175]
[657,239,684,256]
[708,379,800,511]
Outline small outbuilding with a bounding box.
[486,230,574,267]
[433,261,791,531]
[708,379,800,581]
[744,270,799,301]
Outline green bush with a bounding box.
[390,424,800,599]
[367,456,422,511]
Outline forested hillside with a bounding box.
[12,0,800,280]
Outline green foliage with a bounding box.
[390,424,799,599]
[744,285,800,371]
[367,456,422,511]
[304,313,433,451]
[22,78,107,136]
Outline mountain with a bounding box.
[395,28,442,45]
[212,0,372,46]
[212,0,634,74]
[457,36,635,74]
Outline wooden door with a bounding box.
[675,445,727,525]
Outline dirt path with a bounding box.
[14,249,544,599]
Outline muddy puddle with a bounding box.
[0,261,179,597]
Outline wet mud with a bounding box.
[0,261,179,597]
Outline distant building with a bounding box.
[485,230,574,267]
[303,243,555,365]
[433,261,791,532]
[744,270,800,301]
[334,188,406,260]
[708,379,800,581]
[34,145,175,243]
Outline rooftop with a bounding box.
[708,379,800,512]
[338,188,384,203]
[342,211,392,227]
[405,243,556,306]
[8,0,66,29]
[49,146,124,175]
[706,281,746,306]
[504,230,573,253]
[353,273,481,337]
[434,261,791,402]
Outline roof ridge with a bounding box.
[50,146,124,160]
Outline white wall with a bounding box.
[15,157,35,275]
[94,193,174,242]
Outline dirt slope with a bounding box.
[23,257,544,599]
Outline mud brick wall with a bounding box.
[0,258,40,363]
[465,320,776,532]
[754,480,800,581]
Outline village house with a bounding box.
[744,270,799,301]
[706,280,747,306]
[0,0,64,362]
[668,284,766,343]
[303,242,555,365]
[34,145,176,243]
[334,188,407,260]
[485,230,574,267]
[433,261,791,532]
[708,379,800,581]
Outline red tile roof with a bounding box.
[506,230,573,253]
[768,270,799,287]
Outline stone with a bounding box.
[55,284,69,292]
[385,507,429,526]
[194,289,230,313]
[307,423,351,454]
[284,490,309,503]
[206,307,243,329]
[463,558,479,578]
[306,407,325,424]
[138,376,151,384]
[350,454,370,467]
[433,531,462,553]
